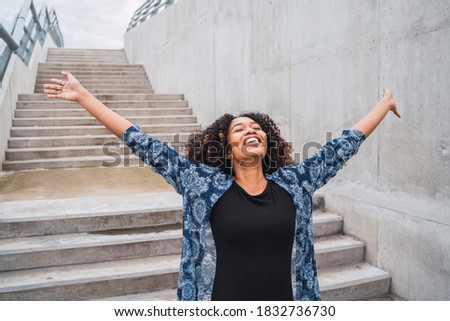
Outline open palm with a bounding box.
[43,71,84,101]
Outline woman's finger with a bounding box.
[44,88,59,94]
[50,78,66,86]
[43,84,63,90]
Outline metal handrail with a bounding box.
[127,0,177,31]
[0,0,64,83]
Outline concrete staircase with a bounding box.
[0,191,390,301]
[2,48,198,171]
[0,48,391,300]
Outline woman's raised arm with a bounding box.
[351,88,401,138]
[43,71,132,137]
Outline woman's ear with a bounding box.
[225,143,233,160]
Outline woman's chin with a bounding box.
[241,145,265,156]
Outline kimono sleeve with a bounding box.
[302,129,365,195]
[120,125,190,194]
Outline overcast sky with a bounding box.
[1,0,145,49]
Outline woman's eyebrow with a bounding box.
[231,121,258,129]
[231,122,243,129]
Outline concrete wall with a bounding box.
[0,36,56,168]
[124,0,450,300]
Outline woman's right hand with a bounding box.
[43,71,86,102]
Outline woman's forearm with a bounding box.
[351,89,400,138]
[77,89,133,137]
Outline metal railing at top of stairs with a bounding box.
[0,0,64,84]
[127,0,177,31]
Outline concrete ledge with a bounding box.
[100,288,177,301]
[0,228,183,271]
[0,255,180,300]
[322,180,450,300]
[319,263,390,300]
[315,235,365,269]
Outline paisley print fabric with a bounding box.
[121,125,365,301]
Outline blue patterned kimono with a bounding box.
[121,125,365,301]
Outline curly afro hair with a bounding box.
[185,112,294,175]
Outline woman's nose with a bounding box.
[246,127,256,134]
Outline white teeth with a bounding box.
[245,137,259,145]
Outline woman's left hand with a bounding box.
[383,88,401,118]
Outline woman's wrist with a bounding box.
[76,86,91,104]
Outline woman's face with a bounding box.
[226,116,268,168]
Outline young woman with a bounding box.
[44,71,400,301]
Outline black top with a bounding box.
[209,180,296,301]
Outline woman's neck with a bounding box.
[232,165,267,196]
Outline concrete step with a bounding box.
[0,222,357,272]
[46,52,127,57]
[315,235,364,269]
[312,211,343,236]
[16,100,188,109]
[6,145,133,161]
[10,123,200,137]
[43,58,129,64]
[6,135,187,160]
[0,227,182,271]
[46,55,128,60]
[0,204,336,241]
[100,263,390,301]
[35,79,152,86]
[45,57,128,62]
[36,74,150,81]
[38,60,144,69]
[7,132,191,148]
[46,55,128,61]
[37,64,145,74]
[2,154,145,171]
[15,107,193,118]
[35,84,153,92]
[37,70,148,77]
[319,263,391,300]
[36,73,148,80]
[48,48,126,54]
[0,255,180,300]
[12,115,197,127]
[0,192,324,239]
[0,192,183,239]
[18,94,184,101]
[34,88,155,94]
[36,75,149,83]
[99,288,177,301]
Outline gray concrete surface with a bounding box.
[0,36,56,166]
[322,180,450,300]
[123,0,450,300]
[124,0,450,199]
[0,167,173,202]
